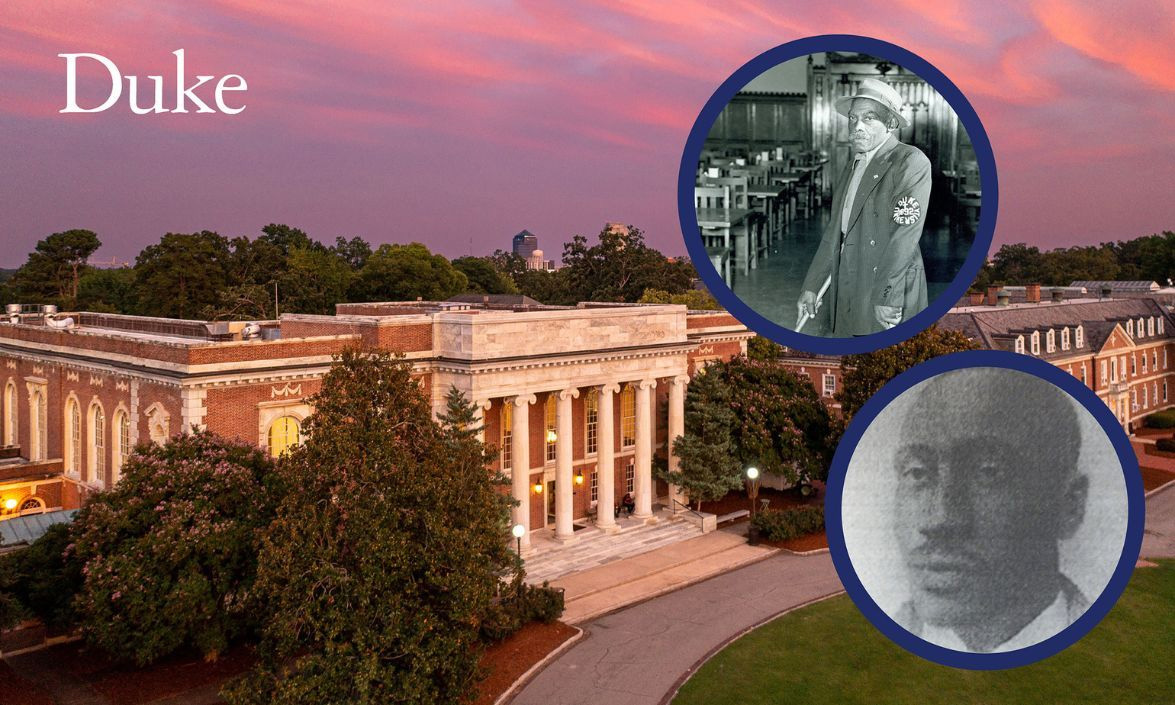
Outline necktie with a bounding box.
[841,156,864,235]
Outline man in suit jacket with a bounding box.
[797,78,932,337]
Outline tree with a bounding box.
[133,232,233,318]
[638,288,721,310]
[351,242,468,302]
[837,325,979,419]
[5,229,101,308]
[70,431,280,665]
[988,243,1046,285]
[452,256,519,295]
[660,369,742,511]
[76,266,138,313]
[0,523,84,631]
[331,236,373,271]
[226,349,513,705]
[746,336,784,362]
[277,246,356,315]
[560,225,694,303]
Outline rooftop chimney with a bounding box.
[996,290,1010,307]
[1051,289,1064,302]
[1026,283,1041,304]
[986,286,1001,306]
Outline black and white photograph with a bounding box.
[840,367,1128,653]
[693,52,982,337]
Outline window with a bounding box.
[89,403,105,487]
[1138,317,1145,336]
[1076,325,1084,348]
[1166,348,1169,369]
[29,389,45,461]
[1014,336,1024,354]
[544,395,557,463]
[1149,317,1155,336]
[113,410,130,485]
[1111,357,1118,383]
[146,405,169,446]
[1143,352,1148,373]
[1100,360,1108,384]
[1153,350,1158,370]
[1132,388,1138,411]
[18,496,44,515]
[585,390,598,456]
[66,398,81,476]
[267,416,301,457]
[1143,385,1148,408]
[1121,356,1127,379]
[2,381,15,446]
[1159,318,1165,335]
[1131,354,1137,375]
[621,386,636,448]
[1127,320,1134,337]
[1061,327,1070,350]
[1154,382,1160,406]
[1031,331,1040,355]
[822,373,836,397]
[625,459,635,493]
[590,470,598,502]
[1081,363,1087,386]
[1165,380,1169,402]
[1046,329,1055,353]
[500,403,512,469]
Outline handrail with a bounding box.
[672,498,704,519]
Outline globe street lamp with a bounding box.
[746,467,761,515]
[511,523,525,559]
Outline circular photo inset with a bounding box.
[679,36,995,354]
[826,352,1144,669]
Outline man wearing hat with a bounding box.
[797,77,932,336]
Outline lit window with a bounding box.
[89,403,105,487]
[590,470,598,502]
[500,403,512,469]
[621,386,636,448]
[114,410,130,484]
[544,395,556,463]
[822,373,836,397]
[268,416,301,457]
[18,496,44,515]
[625,459,635,493]
[66,399,81,476]
[585,390,598,456]
[1014,336,1024,354]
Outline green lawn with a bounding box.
[674,560,1174,705]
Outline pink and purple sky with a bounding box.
[2,0,1172,267]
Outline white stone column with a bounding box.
[595,383,620,530]
[634,379,656,519]
[510,394,536,550]
[668,375,689,511]
[555,387,579,541]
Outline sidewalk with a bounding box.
[551,529,776,624]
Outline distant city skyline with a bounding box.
[2,1,1173,268]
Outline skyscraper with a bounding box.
[512,230,538,259]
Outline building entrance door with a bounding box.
[546,480,556,526]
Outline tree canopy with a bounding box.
[4,229,101,308]
[226,349,513,705]
[352,242,468,302]
[837,325,979,419]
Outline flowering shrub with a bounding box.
[751,505,825,541]
[70,430,280,666]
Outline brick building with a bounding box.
[0,301,751,549]
[940,296,1175,432]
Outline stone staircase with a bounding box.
[523,514,702,585]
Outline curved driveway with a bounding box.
[511,551,841,705]
[514,484,1175,705]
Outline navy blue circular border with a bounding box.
[678,35,998,355]
[824,350,1145,670]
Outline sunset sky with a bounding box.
[2,0,1172,267]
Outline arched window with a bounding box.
[1148,317,1155,336]
[1075,325,1084,348]
[1014,336,1024,354]
[1061,327,1070,350]
[2,380,15,446]
[1046,329,1055,353]
[1127,320,1134,337]
[112,409,131,485]
[500,403,512,470]
[584,390,598,456]
[267,415,301,457]
[65,398,81,476]
[544,395,557,463]
[1030,331,1040,356]
[18,496,45,515]
[88,403,105,487]
[621,386,636,448]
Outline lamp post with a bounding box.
[745,467,760,515]
[511,523,525,560]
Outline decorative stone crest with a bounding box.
[271,382,302,398]
[66,371,79,382]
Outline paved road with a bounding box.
[511,551,841,705]
[1142,484,1175,558]
[513,485,1175,705]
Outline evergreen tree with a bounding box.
[659,370,742,511]
[226,350,512,705]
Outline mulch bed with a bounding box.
[1142,465,1175,492]
[0,659,54,705]
[475,621,578,705]
[700,484,825,518]
[764,530,829,553]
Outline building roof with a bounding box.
[1070,280,1159,292]
[940,298,1172,358]
[0,509,77,550]
[446,294,543,308]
